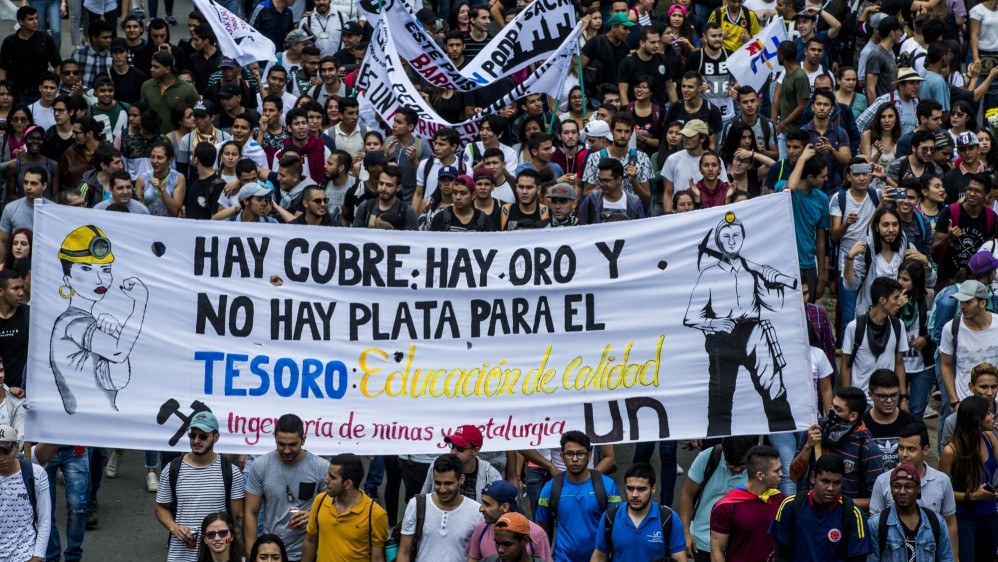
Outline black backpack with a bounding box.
[167,455,234,521]
[387,493,426,557]
[602,503,674,556]
[847,313,902,368]
[549,469,608,527]
[877,506,941,558]
[19,459,36,529]
[691,445,724,518]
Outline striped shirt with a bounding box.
[155,456,245,562]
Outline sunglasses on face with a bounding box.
[205,529,230,540]
[62,70,80,76]
[189,431,211,441]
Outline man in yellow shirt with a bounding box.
[707,0,762,51]
[302,453,389,562]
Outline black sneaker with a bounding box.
[86,513,98,530]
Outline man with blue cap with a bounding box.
[467,480,552,561]
[154,411,245,562]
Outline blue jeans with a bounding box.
[46,447,90,562]
[30,0,62,53]
[148,0,174,17]
[769,432,803,495]
[633,440,678,506]
[907,366,935,419]
[524,466,550,519]
[957,510,998,562]
[837,285,858,341]
[365,456,385,495]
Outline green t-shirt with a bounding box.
[779,67,811,135]
[687,447,748,551]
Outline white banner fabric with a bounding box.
[727,18,787,91]
[26,193,814,455]
[361,0,576,91]
[357,20,579,144]
[193,0,277,67]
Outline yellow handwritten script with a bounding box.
[359,336,663,398]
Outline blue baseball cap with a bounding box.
[481,480,523,513]
[438,165,459,180]
[190,411,219,433]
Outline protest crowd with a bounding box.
[4,0,998,560]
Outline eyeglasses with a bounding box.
[967,187,986,194]
[451,445,473,453]
[204,530,230,540]
[918,146,936,153]
[188,431,211,441]
[62,70,80,76]
[952,111,967,117]
[309,198,328,204]
[562,450,589,459]
[10,117,27,123]
[871,392,900,402]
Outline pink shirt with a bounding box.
[466,519,554,561]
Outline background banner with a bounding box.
[26,193,814,455]
[361,0,576,91]
[193,0,277,66]
[357,20,580,144]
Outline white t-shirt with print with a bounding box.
[940,314,998,401]
[842,317,910,397]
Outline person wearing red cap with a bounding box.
[485,513,545,562]
[420,424,502,503]
[867,463,953,562]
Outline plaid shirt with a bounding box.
[805,302,836,375]
[71,44,111,90]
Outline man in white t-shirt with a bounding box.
[829,161,881,336]
[841,277,909,403]
[398,453,483,562]
[0,423,50,562]
[940,280,998,404]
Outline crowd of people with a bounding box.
[0,0,996,560]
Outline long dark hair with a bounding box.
[719,121,754,166]
[869,103,901,143]
[950,395,994,499]
[871,206,903,255]
[978,128,998,171]
[898,258,927,302]
[195,512,244,562]
[248,534,288,562]
[4,104,32,138]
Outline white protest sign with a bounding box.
[357,20,580,144]
[727,17,787,91]
[26,193,814,455]
[193,0,276,66]
[361,0,576,91]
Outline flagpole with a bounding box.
[577,42,587,120]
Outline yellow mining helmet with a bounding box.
[58,225,114,264]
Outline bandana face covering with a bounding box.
[821,410,859,447]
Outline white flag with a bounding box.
[361,0,576,92]
[727,18,787,91]
[192,0,276,66]
[357,20,581,144]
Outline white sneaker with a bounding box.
[676,465,684,475]
[105,451,123,479]
[923,405,939,419]
[146,471,159,493]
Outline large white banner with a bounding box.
[194,0,277,66]
[727,18,787,91]
[26,194,814,455]
[357,20,580,144]
[361,0,576,91]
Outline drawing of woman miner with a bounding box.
[50,225,148,414]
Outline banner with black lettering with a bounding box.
[360,0,576,91]
[357,19,580,144]
[26,193,815,455]
[193,0,277,66]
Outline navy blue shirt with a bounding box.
[769,493,872,562]
[248,0,294,54]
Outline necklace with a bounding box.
[282,453,304,503]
